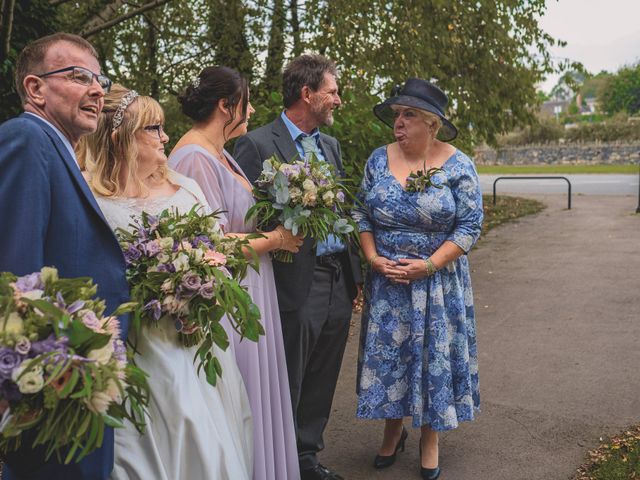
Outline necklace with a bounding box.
[192,129,225,160]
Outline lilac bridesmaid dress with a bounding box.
[169,145,300,480]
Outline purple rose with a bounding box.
[30,335,67,357]
[124,245,142,264]
[181,273,201,291]
[192,235,213,248]
[15,272,44,292]
[157,263,175,273]
[199,281,215,299]
[143,240,162,257]
[14,338,31,356]
[0,349,23,379]
[143,300,162,322]
[82,310,102,331]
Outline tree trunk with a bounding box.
[1,0,16,61]
[263,0,285,94]
[290,0,301,57]
[209,0,254,80]
[145,14,159,99]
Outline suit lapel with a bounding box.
[271,116,302,164]
[23,114,110,226]
[318,136,343,174]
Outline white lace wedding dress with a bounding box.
[96,172,253,480]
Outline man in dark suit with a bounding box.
[235,54,362,480]
[0,33,130,480]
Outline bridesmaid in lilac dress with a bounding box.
[169,66,302,480]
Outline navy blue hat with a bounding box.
[373,78,458,142]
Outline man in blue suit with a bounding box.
[0,33,130,479]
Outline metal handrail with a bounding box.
[492,176,572,209]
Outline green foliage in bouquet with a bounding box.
[0,268,149,464]
[245,154,357,262]
[116,206,264,387]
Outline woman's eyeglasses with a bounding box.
[143,124,165,139]
[37,66,112,93]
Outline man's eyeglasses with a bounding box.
[37,66,112,93]
[143,124,165,139]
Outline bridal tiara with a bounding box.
[112,90,139,131]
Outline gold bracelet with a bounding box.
[423,257,438,276]
[369,254,379,266]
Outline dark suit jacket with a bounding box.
[234,114,362,312]
[0,113,130,480]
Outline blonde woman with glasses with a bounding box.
[79,84,253,480]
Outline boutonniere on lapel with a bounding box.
[405,161,444,193]
[246,154,356,263]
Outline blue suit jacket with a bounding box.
[0,113,130,479]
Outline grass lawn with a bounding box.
[477,164,638,174]
[481,194,545,233]
[574,426,640,480]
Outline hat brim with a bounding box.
[373,96,458,142]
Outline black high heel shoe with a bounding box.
[373,427,408,469]
[419,438,441,480]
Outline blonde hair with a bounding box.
[390,104,442,138]
[417,110,442,135]
[78,84,168,197]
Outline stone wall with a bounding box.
[474,143,640,165]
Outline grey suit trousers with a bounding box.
[280,260,352,471]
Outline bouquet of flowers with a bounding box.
[245,154,355,262]
[0,267,148,463]
[116,206,263,387]
[405,163,443,193]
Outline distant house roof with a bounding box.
[540,99,570,117]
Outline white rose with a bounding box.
[160,278,174,293]
[105,379,123,404]
[302,179,316,192]
[157,253,170,264]
[87,342,114,365]
[302,191,317,207]
[193,249,204,263]
[2,313,24,336]
[159,237,174,250]
[12,365,44,394]
[172,253,190,272]
[85,391,112,414]
[322,190,335,206]
[289,187,302,201]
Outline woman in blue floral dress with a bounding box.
[353,79,483,480]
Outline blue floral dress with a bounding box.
[353,146,483,431]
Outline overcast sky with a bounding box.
[538,0,640,92]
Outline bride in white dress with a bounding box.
[79,85,253,480]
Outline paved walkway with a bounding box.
[321,194,640,480]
